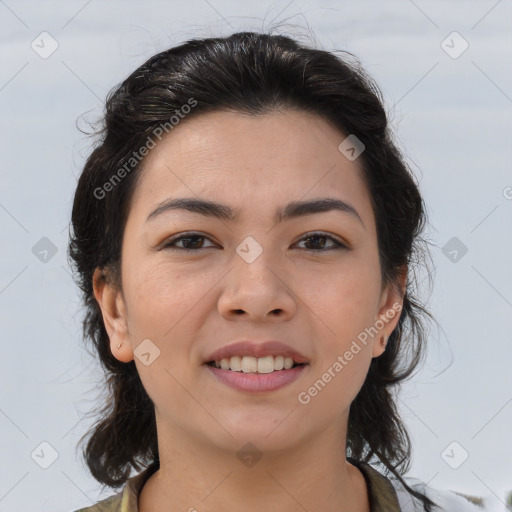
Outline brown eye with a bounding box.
[295,233,347,251]
[163,233,217,252]
[161,231,347,253]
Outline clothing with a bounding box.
[73,459,487,512]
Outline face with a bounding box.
[94,109,405,455]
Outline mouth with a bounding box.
[205,355,309,374]
[203,341,310,392]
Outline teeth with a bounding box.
[229,355,242,371]
[241,356,258,373]
[257,355,274,374]
[213,355,299,373]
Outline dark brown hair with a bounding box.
[69,31,437,510]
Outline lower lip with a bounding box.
[205,364,308,393]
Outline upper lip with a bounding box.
[205,341,309,364]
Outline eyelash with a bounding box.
[162,231,347,252]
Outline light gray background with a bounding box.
[1,1,511,511]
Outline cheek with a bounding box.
[124,260,202,331]
[308,265,381,343]
[305,267,380,402]
[297,342,372,419]
[124,263,204,406]
[123,260,219,386]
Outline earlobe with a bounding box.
[92,267,134,363]
[372,266,407,358]
[372,334,388,358]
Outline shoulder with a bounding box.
[390,475,492,512]
[72,491,123,512]
[72,462,159,512]
[350,458,491,512]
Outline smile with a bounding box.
[205,358,309,393]
[207,355,307,373]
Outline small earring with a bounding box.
[116,342,122,349]
[382,336,387,348]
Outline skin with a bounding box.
[93,109,406,512]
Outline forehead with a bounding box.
[127,109,374,228]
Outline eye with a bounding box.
[161,231,347,253]
[162,232,217,252]
[294,232,347,251]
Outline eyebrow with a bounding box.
[146,197,364,227]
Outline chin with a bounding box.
[204,412,306,453]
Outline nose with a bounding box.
[217,245,297,322]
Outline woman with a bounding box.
[69,31,485,511]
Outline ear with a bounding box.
[92,267,134,363]
[371,265,407,358]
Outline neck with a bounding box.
[138,418,369,512]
